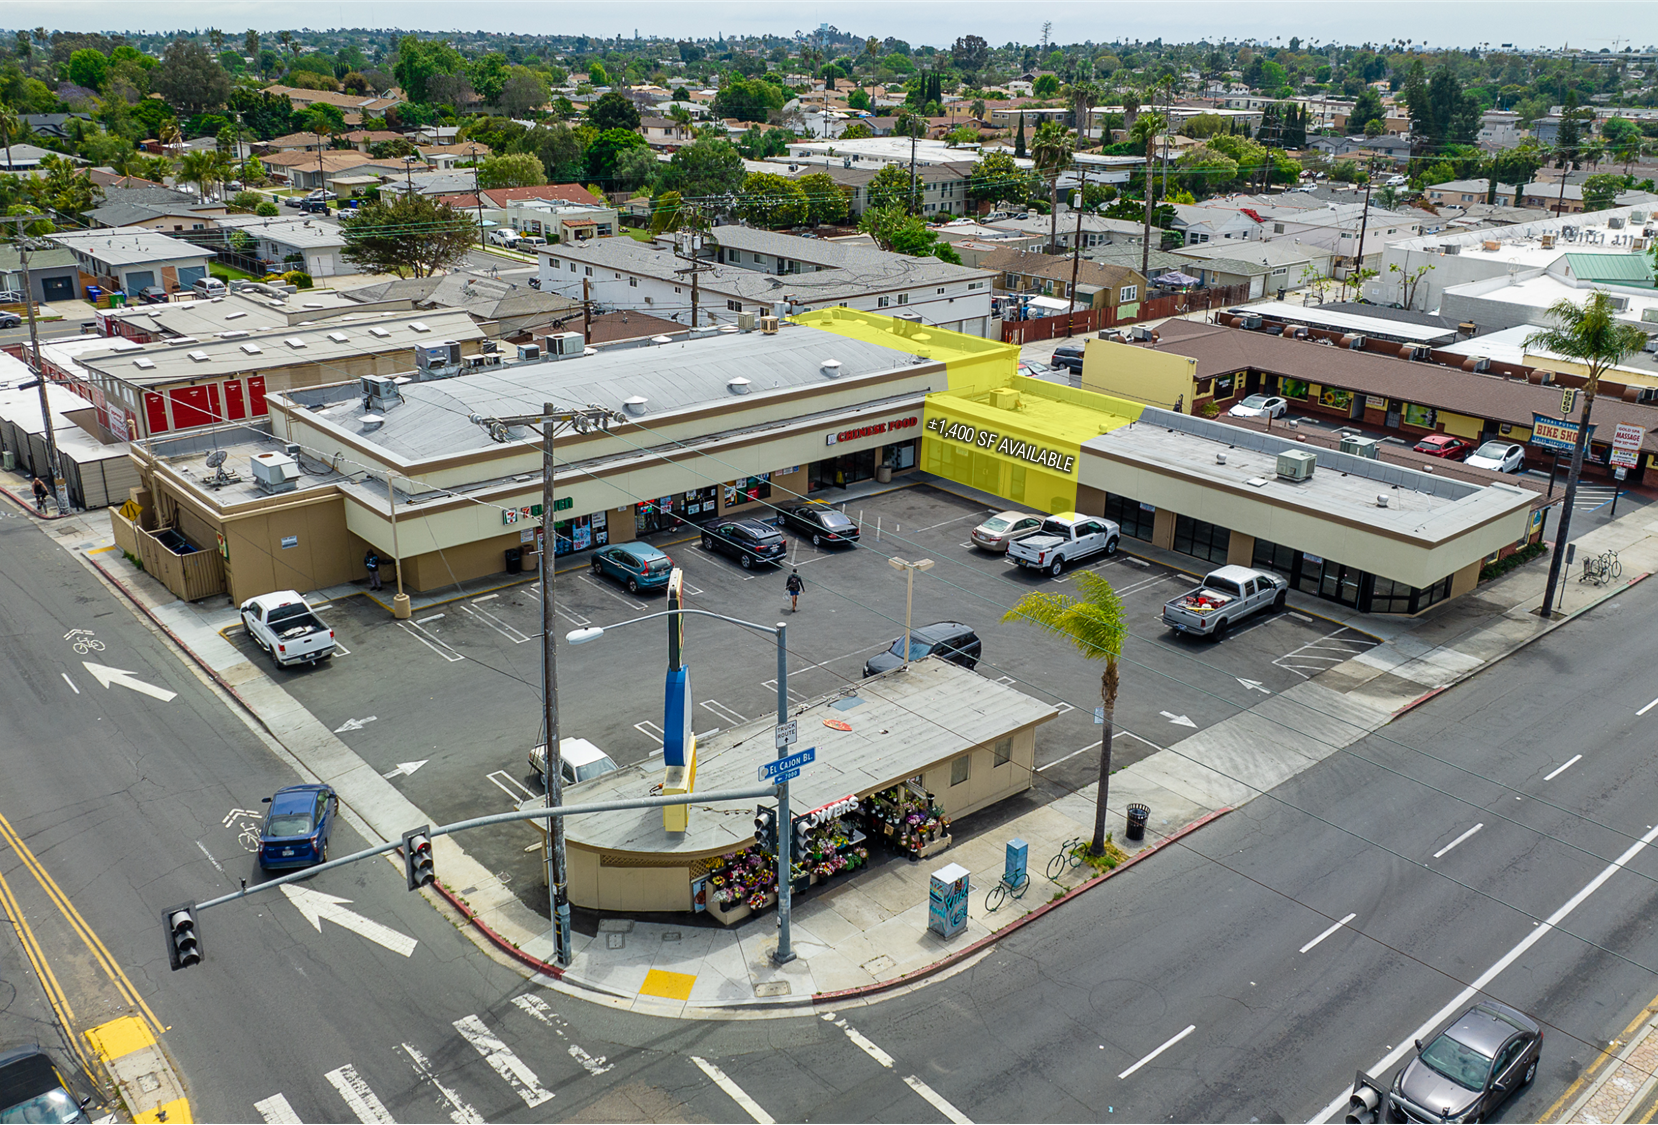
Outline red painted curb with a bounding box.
[432,879,566,981]
[810,806,1234,1006]
[0,484,67,519]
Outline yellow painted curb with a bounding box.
[135,1097,192,1123]
[84,1016,154,1060]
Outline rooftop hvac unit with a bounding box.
[1240,314,1263,330]
[414,341,462,370]
[1442,244,1461,255]
[737,311,758,331]
[1608,295,1631,312]
[250,452,300,495]
[1540,233,1555,249]
[1131,324,1154,340]
[1463,356,1491,373]
[1275,449,1317,481]
[360,374,400,407]
[1609,216,1626,230]
[517,343,541,361]
[1346,335,1368,350]
[1482,240,1501,251]
[544,331,584,357]
[759,315,780,334]
[1633,211,1648,223]
[1339,435,1381,459]
[1405,345,1432,361]
[1644,333,1658,354]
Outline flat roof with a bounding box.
[1248,301,1460,345]
[1437,323,1658,380]
[1386,200,1656,262]
[564,657,1057,857]
[51,226,211,267]
[215,215,347,249]
[1087,408,1535,545]
[101,290,367,337]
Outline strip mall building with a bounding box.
[124,310,1533,617]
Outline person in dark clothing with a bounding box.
[364,549,383,591]
[31,477,48,511]
[786,568,804,612]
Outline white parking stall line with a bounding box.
[471,593,499,603]
[1117,1024,1196,1080]
[995,675,1016,685]
[453,1014,554,1108]
[701,699,748,725]
[461,603,533,643]
[401,1044,484,1124]
[324,1064,397,1124]
[635,719,666,742]
[760,678,809,704]
[1544,754,1582,781]
[1433,823,1484,859]
[1299,913,1357,954]
[578,573,647,609]
[254,1094,302,1124]
[680,581,705,596]
[416,613,445,624]
[903,1076,975,1125]
[1638,693,1658,717]
[397,620,465,662]
[1287,611,1313,622]
[487,770,536,802]
[1115,573,1178,597]
[1053,701,1075,715]
[914,511,986,533]
[691,1057,775,1124]
[331,641,351,656]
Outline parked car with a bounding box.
[1162,566,1288,639]
[1413,434,1472,459]
[1050,345,1085,373]
[258,783,338,869]
[529,737,620,789]
[299,198,331,215]
[282,194,305,208]
[1464,440,1526,473]
[240,590,336,667]
[1006,512,1120,576]
[970,510,1045,553]
[864,622,981,677]
[192,276,228,298]
[0,312,20,329]
[590,543,673,593]
[486,229,522,248]
[0,1046,92,1123]
[1387,1001,1542,1124]
[1229,394,1289,420]
[701,517,788,569]
[778,500,860,547]
[1385,174,1409,187]
[1017,360,1056,379]
[137,285,168,304]
[306,189,337,202]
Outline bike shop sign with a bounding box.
[1530,414,1597,454]
[1610,423,1645,469]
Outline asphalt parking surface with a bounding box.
[234,483,1377,912]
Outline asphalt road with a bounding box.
[243,483,1372,913]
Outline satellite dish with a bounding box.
[205,450,228,468]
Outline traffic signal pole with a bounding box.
[773,620,794,965]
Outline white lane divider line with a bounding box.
[1308,821,1658,1123]
[61,672,79,694]
[1637,694,1658,716]
[1299,913,1358,954]
[324,1064,397,1124]
[401,1043,483,1124]
[254,1094,301,1123]
[471,593,498,603]
[903,1075,975,1125]
[691,1056,774,1124]
[453,1014,553,1108]
[1118,1024,1196,1080]
[511,993,613,1076]
[836,1019,895,1067]
[1433,823,1484,859]
[1545,754,1583,781]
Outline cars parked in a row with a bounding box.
[701,517,788,568]
[777,500,860,547]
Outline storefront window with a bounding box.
[723,474,772,507]
[1101,493,1156,541]
[1173,514,1231,565]
[886,438,918,471]
[1252,538,1297,577]
[1403,404,1437,429]
[1318,387,1353,410]
[552,515,591,556]
[1280,378,1310,400]
[1214,373,1237,399]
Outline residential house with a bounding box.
[975,247,1148,317]
[50,227,214,299]
[1168,202,1262,245]
[215,215,349,278]
[640,116,698,149]
[1173,240,1323,299]
[435,185,607,233]
[1424,179,1523,206]
[1477,112,1523,148]
[340,130,405,152]
[775,160,973,218]
[418,142,491,170]
[983,213,1146,251]
[1514,181,1658,214]
[0,144,79,174]
[84,199,229,234]
[19,113,92,140]
[261,84,403,125]
[341,271,583,338]
[0,245,79,305]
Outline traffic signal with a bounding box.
[1345,1072,1386,1124]
[753,806,777,853]
[403,826,435,890]
[165,903,201,970]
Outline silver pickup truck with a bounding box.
[1162,566,1288,639]
[241,590,336,667]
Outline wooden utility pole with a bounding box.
[673,223,712,328]
[4,217,69,514]
[581,276,592,343]
[1067,161,1089,316]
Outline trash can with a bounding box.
[505,547,523,574]
[1125,803,1150,842]
[85,285,102,303]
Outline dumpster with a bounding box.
[1125,803,1150,842]
[505,547,523,574]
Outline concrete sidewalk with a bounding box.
[21,479,1658,1019]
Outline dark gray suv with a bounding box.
[863,622,981,677]
[1388,1000,1542,1123]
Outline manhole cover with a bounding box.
[605,932,625,950]
[754,981,790,997]
[661,931,681,942]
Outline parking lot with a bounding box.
[235,483,1377,911]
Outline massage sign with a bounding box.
[925,416,1077,475]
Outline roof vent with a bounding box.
[327,331,349,343]
[360,413,384,432]
[285,337,307,349]
[188,350,209,362]
[622,395,648,415]
[728,376,752,394]
[369,326,390,337]
[821,358,842,378]
[132,358,155,369]
[409,321,431,333]
[240,343,262,355]
[651,334,672,345]
[1215,452,1227,465]
[1376,494,1390,508]
[225,311,247,320]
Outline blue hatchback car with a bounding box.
[259,784,338,870]
[590,543,673,593]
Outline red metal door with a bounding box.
[143,392,169,435]
[223,379,246,420]
[247,375,267,415]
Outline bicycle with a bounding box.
[984,869,1032,913]
[1601,550,1622,580]
[1046,837,1085,881]
[1579,549,1622,586]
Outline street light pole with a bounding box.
[6,221,69,514]
[887,557,934,670]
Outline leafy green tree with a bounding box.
[968,151,1036,207]
[478,152,547,189]
[657,135,744,200]
[713,76,785,123]
[229,190,262,210]
[1033,74,1061,97]
[738,172,808,228]
[1347,87,1386,135]
[1014,112,1027,158]
[255,200,279,216]
[341,194,475,277]
[1581,172,1625,212]
[529,124,585,182]
[1554,90,1584,168]
[613,145,660,193]
[68,48,110,91]
[467,53,510,105]
[499,70,549,118]
[393,35,464,104]
[648,189,684,235]
[303,102,347,139]
[859,205,945,257]
[840,121,874,139]
[846,89,870,112]
[178,149,224,201]
[866,163,916,212]
[588,91,640,132]
[588,61,609,86]
[584,127,647,186]
[152,38,231,115]
[1176,145,1239,197]
[795,172,848,225]
[1003,571,1126,858]
[1525,292,1652,614]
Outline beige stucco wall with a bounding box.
[1081,339,1199,411]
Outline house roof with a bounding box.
[261,84,402,111]
[342,271,581,322]
[85,201,225,228]
[51,227,212,268]
[216,215,347,250]
[260,150,379,173]
[1175,240,1317,269]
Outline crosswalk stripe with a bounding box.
[453,1014,554,1108]
[512,993,612,1076]
[325,1064,397,1124]
[402,1043,484,1124]
[691,1056,774,1124]
[903,1075,975,1125]
[253,1094,301,1123]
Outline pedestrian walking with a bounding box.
[786,568,804,612]
[364,548,383,591]
[31,476,49,512]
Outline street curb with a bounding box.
[430,879,563,981]
[0,484,68,520]
[1388,570,1651,721]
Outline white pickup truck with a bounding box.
[240,591,336,667]
[1161,566,1288,639]
[1006,512,1121,577]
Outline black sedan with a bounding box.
[701,518,788,569]
[778,501,860,547]
[864,622,981,677]
[1388,1000,1541,1123]
[258,783,338,870]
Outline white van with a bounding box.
[192,277,227,298]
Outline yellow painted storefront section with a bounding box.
[1437,410,1485,440]
[792,306,1019,395]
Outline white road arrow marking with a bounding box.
[382,760,428,780]
[279,885,418,957]
[81,662,176,702]
[1236,678,1272,694]
[1160,710,1198,728]
[335,715,379,733]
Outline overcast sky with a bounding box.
[9,1,1657,51]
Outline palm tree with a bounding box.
[1131,111,1167,279]
[1030,121,1074,253]
[1004,572,1126,858]
[1581,137,1607,171]
[0,104,18,178]
[970,98,986,123]
[178,150,219,201]
[1068,80,1104,148]
[1525,291,1652,616]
